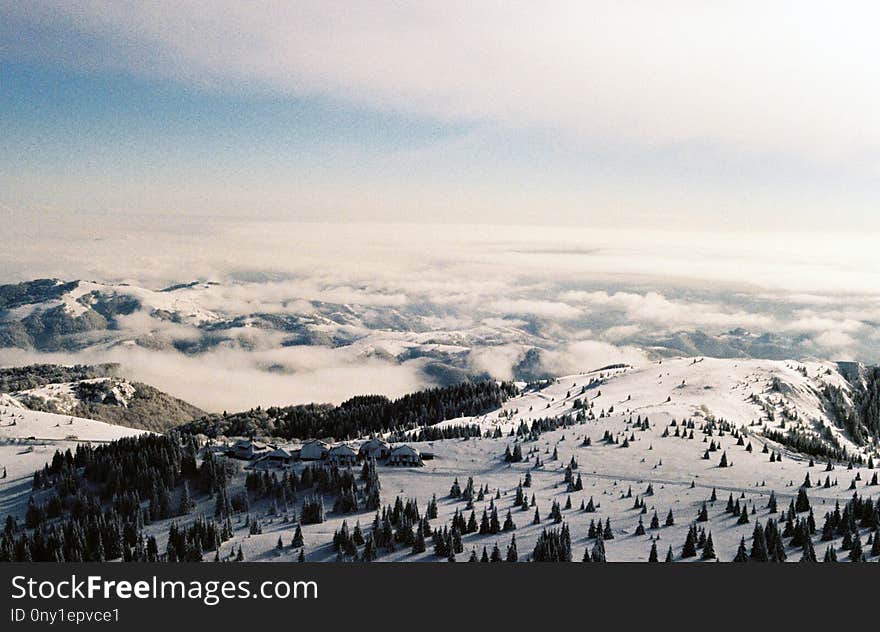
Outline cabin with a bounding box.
[300,439,330,461]
[231,439,269,460]
[388,444,423,467]
[253,447,296,469]
[358,438,391,460]
[327,443,358,467]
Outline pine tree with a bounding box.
[750,522,769,562]
[502,510,516,532]
[849,531,864,562]
[634,517,646,536]
[697,502,709,522]
[603,517,614,539]
[506,535,518,562]
[682,527,697,558]
[795,487,811,513]
[701,533,716,560]
[292,525,304,548]
[479,509,491,535]
[800,534,817,563]
[767,490,778,513]
[490,543,503,563]
[178,481,194,516]
[733,537,749,562]
[412,527,426,554]
[823,545,837,562]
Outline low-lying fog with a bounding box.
[2,213,878,411]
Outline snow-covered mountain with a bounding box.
[0,278,850,398]
[2,355,879,563]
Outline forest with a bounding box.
[182,380,518,440]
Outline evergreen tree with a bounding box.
[682,527,698,558]
[291,525,304,548]
[506,535,518,562]
[733,537,749,563]
[701,533,716,560]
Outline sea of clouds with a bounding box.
[1,213,878,411]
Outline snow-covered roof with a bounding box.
[233,439,268,451]
[360,438,389,449]
[303,439,329,448]
[263,448,293,459]
[390,444,421,457]
[329,443,357,456]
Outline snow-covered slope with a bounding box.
[441,357,865,456]
[0,404,147,518]
[168,357,879,563]
[2,356,877,563]
[11,378,136,415]
[0,367,206,432]
[0,404,145,443]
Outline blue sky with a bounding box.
[2,2,879,228]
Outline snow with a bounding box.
[0,403,147,519]
[7,278,224,326]
[12,378,138,414]
[185,357,880,562]
[2,356,877,562]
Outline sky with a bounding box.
[2,1,880,229]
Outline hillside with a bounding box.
[0,401,147,521]
[3,355,880,563]
[0,365,205,432]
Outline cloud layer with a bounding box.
[2,215,878,411]
[7,1,880,161]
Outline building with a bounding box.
[358,438,391,460]
[388,444,423,467]
[253,447,296,469]
[300,439,330,461]
[327,443,358,467]
[231,439,269,460]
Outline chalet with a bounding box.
[231,439,270,460]
[358,438,391,460]
[327,443,358,467]
[388,444,423,467]
[300,439,330,461]
[253,447,296,469]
